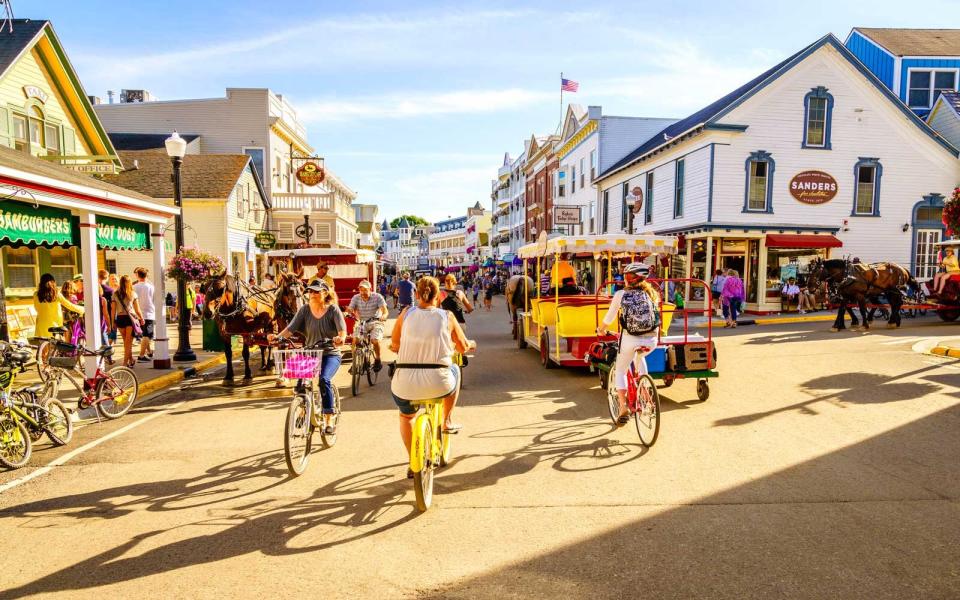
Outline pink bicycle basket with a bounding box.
[282,354,319,379]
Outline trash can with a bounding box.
[202,319,225,352]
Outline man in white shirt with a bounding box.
[133,267,156,362]
[782,277,802,313]
[346,280,388,370]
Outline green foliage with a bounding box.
[390,215,429,228]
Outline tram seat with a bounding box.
[556,303,616,338]
[535,300,558,327]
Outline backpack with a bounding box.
[619,289,659,335]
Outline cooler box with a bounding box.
[667,342,716,371]
[646,347,667,373]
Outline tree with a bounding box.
[390,215,430,228]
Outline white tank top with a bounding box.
[391,306,457,400]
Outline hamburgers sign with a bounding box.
[789,170,838,205]
[296,161,325,187]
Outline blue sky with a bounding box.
[29,0,960,222]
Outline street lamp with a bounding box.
[298,199,313,245]
[165,131,196,362]
[625,188,644,234]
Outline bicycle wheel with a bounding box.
[95,366,139,420]
[0,415,31,469]
[606,368,621,425]
[634,374,660,448]
[36,340,54,381]
[320,386,341,449]
[438,428,452,468]
[412,414,435,512]
[284,394,313,476]
[350,352,362,397]
[366,349,379,386]
[42,398,73,446]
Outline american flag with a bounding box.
[561,78,579,92]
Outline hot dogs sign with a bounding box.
[789,170,838,205]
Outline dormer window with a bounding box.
[802,86,833,149]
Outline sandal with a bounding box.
[406,468,415,479]
[617,410,631,426]
[443,422,463,434]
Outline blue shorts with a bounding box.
[392,365,460,415]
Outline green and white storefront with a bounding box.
[0,155,178,369]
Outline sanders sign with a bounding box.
[789,170,838,205]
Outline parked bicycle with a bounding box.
[275,340,342,477]
[350,317,381,396]
[34,322,86,381]
[603,337,661,448]
[42,340,138,421]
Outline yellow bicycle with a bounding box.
[409,393,452,512]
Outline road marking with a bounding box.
[880,337,923,345]
[0,400,185,495]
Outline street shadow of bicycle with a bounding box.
[1,456,418,599]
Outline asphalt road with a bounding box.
[2,300,959,599]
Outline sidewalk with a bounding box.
[930,339,960,359]
[693,311,836,328]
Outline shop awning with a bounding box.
[0,200,73,245]
[765,234,842,249]
[96,215,150,250]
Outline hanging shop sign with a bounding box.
[0,201,72,245]
[295,161,325,187]
[254,231,277,250]
[96,216,150,250]
[554,205,582,225]
[789,170,838,205]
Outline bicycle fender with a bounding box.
[409,413,432,473]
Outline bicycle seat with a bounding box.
[23,383,43,394]
[48,326,67,335]
[95,344,115,357]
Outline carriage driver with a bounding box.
[346,280,388,371]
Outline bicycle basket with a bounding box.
[277,350,322,380]
[49,355,79,369]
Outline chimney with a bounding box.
[87,95,101,105]
[107,90,115,104]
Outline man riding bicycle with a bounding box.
[596,263,661,426]
[346,280,388,372]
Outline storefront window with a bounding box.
[765,247,827,298]
[48,246,76,283]
[4,246,36,288]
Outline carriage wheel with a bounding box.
[516,321,527,349]
[540,331,555,369]
[936,308,960,322]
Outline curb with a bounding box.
[137,354,227,398]
[930,345,960,359]
[697,314,836,328]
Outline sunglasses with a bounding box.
[318,265,328,269]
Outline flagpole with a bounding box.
[559,71,564,133]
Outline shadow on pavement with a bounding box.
[0,455,418,599]
[422,401,960,599]
[713,365,943,427]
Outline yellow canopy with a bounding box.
[517,234,679,259]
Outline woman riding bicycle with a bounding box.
[272,281,347,435]
[390,276,476,477]
[596,263,661,426]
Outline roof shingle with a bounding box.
[0,19,46,77]
[853,28,960,56]
[103,150,250,200]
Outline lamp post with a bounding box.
[299,199,312,245]
[165,132,196,362]
[625,188,644,235]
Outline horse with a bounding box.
[504,274,535,338]
[272,271,305,337]
[202,273,276,385]
[806,258,916,331]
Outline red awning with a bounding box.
[765,234,842,249]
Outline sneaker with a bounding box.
[799,309,806,314]
[137,356,149,363]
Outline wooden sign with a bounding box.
[553,205,582,225]
[296,161,325,186]
[789,170,838,204]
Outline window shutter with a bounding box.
[62,127,76,155]
[276,222,294,242]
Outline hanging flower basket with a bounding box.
[166,247,225,282]
[943,187,960,238]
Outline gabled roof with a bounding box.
[560,104,588,141]
[0,20,120,165]
[933,91,960,116]
[104,149,265,204]
[599,33,959,180]
[851,28,960,56]
[381,219,390,230]
[109,132,201,151]
[397,217,410,228]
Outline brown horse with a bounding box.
[505,274,535,338]
[806,258,917,331]
[203,274,275,384]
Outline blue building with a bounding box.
[845,28,960,116]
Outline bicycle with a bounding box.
[275,340,342,477]
[402,371,455,513]
[349,317,382,396]
[0,341,37,469]
[604,339,661,448]
[34,321,85,382]
[43,341,138,421]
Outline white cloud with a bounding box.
[297,88,553,122]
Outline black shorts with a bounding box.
[116,315,133,329]
[142,319,155,339]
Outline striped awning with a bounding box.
[517,234,679,258]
